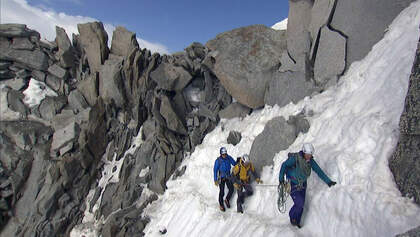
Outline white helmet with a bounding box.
[302,143,315,155]
[242,154,250,163]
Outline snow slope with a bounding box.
[143,2,420,237]
[272,18,288,30]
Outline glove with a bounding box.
[328,181,336,187]
[215,180,219,186]
[256,178,263,184]
[233,183,241,190]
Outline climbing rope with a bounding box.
[277,180,291,213]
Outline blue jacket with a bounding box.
[214,155,236,181]
[279,151,332,185]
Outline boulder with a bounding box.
[45,74,64,93]
[55,26,76,68]
[31,70,46,82]
[99,55,126,107]
[249,116,301,172]
[77,73,99,106]
[6,89,29,117]
[313,26,346,86]
[0,78,27,91]
[150,63,193,91]
[160,95,187,135]
[77,22,109,73]
[68,89,89,113]
[218,102,251,119]
[48,64,68,79]
[0,24,40,39]
[11,37,34,50]
[227,131,242,146]
[389,38,420,205]
[110,26,139,57]
[38,96,67,121]
[206,25,287,109]
[286,0,313,61]
[330,0,415,68]
[0,48,49,71]
[185,42,206,60]
[265,70,316,107]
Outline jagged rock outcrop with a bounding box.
[0,23,236,236]
[110,26,139,57]
[77,22,109,73]
[390,37,420,205]
[206,25,287,109]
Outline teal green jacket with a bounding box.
[279,151,332,185]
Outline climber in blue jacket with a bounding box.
[279,143,336,228]
[214,147,236,212]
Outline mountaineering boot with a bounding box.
[219,205,225,212]
[224,199,230,208]
[291,219,302,229]
[237,204,243,213]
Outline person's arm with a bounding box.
[213,159,219,182]
[250,163,262,183]
[279,156,295,182]
[250,163,259,179]
[310,159,332,185]
[231,165,241,184]
[228,155,236,166]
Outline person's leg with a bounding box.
[225,179,234,202]
[218,179,226,207]
[244,184,253,197]
[289,184,306,226]
[236,187,244,213]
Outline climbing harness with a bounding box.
[277,180,291,213]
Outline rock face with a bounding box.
[265,70,316,107]
[390,37,420,205]
[330,0,415,68]
[206,25,287,109]
[313,26,346,86]
[286,0,313,62]
[249,115,310,172]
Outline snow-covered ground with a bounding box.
[143,2,420,237]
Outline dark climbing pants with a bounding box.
[289,182,307,225]
[219,178,234,206]
[237,183,253,211]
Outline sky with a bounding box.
[1,0,289,54]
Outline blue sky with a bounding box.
[2,0,289,54]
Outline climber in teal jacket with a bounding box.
[279,143,336,228]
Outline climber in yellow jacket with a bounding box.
[232,154,262,213]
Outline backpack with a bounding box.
[288,152,311,185]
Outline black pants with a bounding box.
[237,183,253,211]
[219,178,234,206]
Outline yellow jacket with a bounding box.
[232,161,259,184]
